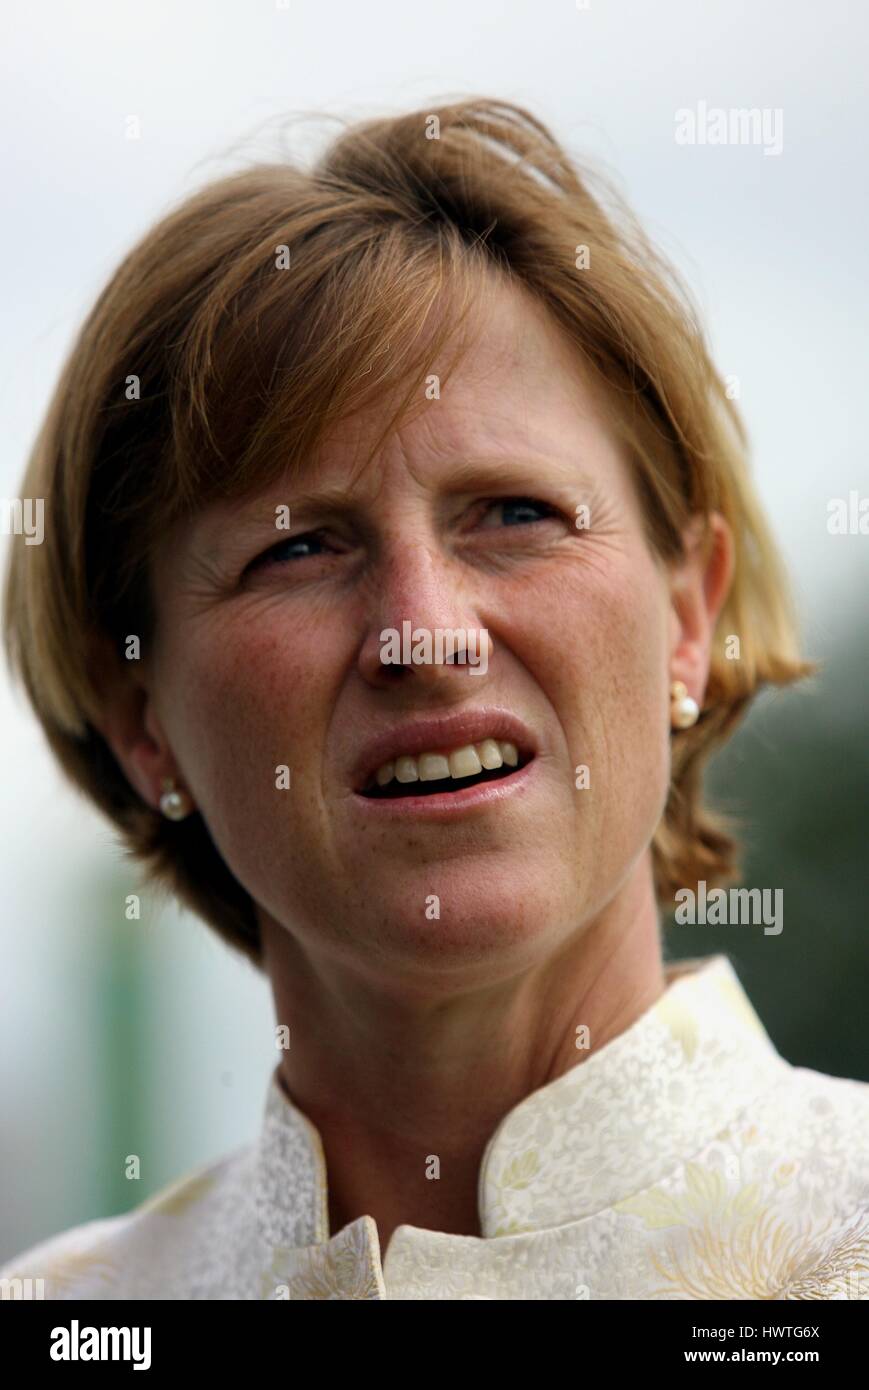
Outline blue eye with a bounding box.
[247,497,556,577]
[247,530,329,573]
[486,497,555,526]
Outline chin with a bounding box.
[355,882,574,979]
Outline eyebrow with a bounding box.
[193,453,598,548]
[435,456,597,495]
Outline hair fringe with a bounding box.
[2,96,813,966]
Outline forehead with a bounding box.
[167,274,620,564]
[313,277,610,490]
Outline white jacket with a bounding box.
[2,954,868,1299]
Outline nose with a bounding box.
[356,536,493,690]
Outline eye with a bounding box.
[246,529,332,573]
[477,496,559,528]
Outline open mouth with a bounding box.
[359,749,534,799]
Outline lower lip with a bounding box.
[352,757,538,820]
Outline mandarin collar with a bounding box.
[251,953,786,1275]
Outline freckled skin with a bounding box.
[112,277,731,1245]
[145,285,675,982]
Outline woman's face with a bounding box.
[143,281,682,992]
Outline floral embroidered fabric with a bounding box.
[3,954,868,1299]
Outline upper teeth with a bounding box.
[374,739,519,788]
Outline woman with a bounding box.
[2,98,867,1301]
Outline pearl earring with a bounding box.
[670,680,700,729]
[159,777,193,821]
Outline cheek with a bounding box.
[508,547,669,719]
[582,560,672,852]
[505,550,671,834]
[157,616,333,840]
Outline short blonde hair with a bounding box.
[2,98,812,967]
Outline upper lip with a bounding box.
[351,708,538,792]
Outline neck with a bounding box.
[260,857,665,1257]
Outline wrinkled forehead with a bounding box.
[150,273,616,585]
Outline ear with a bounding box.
[668,513,734,706]
[86,630,190,813]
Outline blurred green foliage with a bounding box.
[664,622,869,1081]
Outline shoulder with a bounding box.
[777,1062,869,1144]
[0,1146,252,1300]
[0,1214,127,1301]
[612,1063,869,1299]
[739,1067,867,1295]
[754,1061,869,1185]
[732,1062,869,1295]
